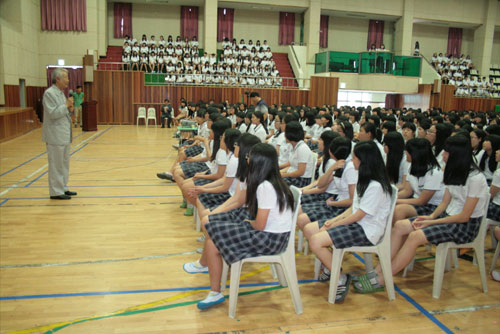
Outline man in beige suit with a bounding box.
[42,68,77,200]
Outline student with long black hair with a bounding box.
[250,110,268,142]
[235,111,247,132]
[335,120,354,141]
[191,128,241,215]
[281,121,315,187]
[478,135,500,182]
[488,149,500,221]
[383,132,407,187]
[300,131,340,204]
[354,135,489,293]
[358,122,386,162]
[304,140,393,301]
[393,138,445,223]
[470,129,486,162]
[426,123,452,168]
[175,120,231,214]
[297,137,356,230]
[196,143,295,309]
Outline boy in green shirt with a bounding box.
[71,86,84,127]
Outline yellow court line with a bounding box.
[5,265,272,334]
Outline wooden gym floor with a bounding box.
[0,125,499,334]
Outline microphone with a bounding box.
[69,89,73,96]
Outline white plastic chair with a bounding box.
[298,152,318,255]
[220,186,303,318]
[313,185,398,304]
[491,241,500,273]
[146,107,157,127]
[136,107,146,126]
[431,195,490,299]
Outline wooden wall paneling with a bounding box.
[438,84,455,112]
[4,85,20,107]
[0,108,41,142]
[25,86,46,109]
[452,97,500,112]
[308,77,338,107]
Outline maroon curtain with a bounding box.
[367,20,384,49]
[217,8,234,42]
[114,3,132,38]
[181,6,199,40]
[320,15,329,48]
[46,68,83,97]
[41,0,87,32]
[279,12,295,45]
[447,28,463,57]
[384,94,401,109]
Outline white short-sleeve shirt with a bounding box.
[225,154,239,196]
[333,160,358,201]
[446,171,489,218]
[208,149,228,174]
[406,165,445,206]
[251,124,267,142]
[288,141,314,178]
[277,133,291,166]
[352,181,392,245]
[320,159,339,195]
[257,180,293,233]
[492,169,500,206]
[397,156,409,185]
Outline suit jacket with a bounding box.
[42,85,72,145]
[161,104,172,117]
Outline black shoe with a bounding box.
[65,191,77,196]
[157,172,173,180]
[335,274,352,304]
[50,195,71,200]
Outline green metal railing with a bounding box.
[315,51,421,77]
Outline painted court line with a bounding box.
[0,129,111,197]
[1,184,176,188]
[0,194,182,201]
[0,132,85,178]
[0,250,198,269]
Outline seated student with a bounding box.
[172,100,188,126]
[383,132,408,188]
[348,111,360,134]
[478,135,500,183]
[300,131,341,205]
[354,135,489,293]
[487,150,500,222]
[280,121,315,188]
[334,120,354,141]
[426,123,452,168]
[297,137,355,230]
[308,114,333,151]
[358,122,386,162]
[402,122,416,142]
[194,133,260,223]
[189,128,241,213]
[304,140,393,302]
[235,111,247,132]
[130,51,140,71]
[194,143,295,309]
[249,110,268,142]
[470,129,486,163]
[121,51,130,71]
[176,120,232,215]
[139,53,148,72]
[276,114,294,168]
[148,52,157,73]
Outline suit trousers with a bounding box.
[47,143,70,196]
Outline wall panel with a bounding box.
[307,77,338,107]
[3,85,20,107]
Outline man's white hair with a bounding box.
[51,68,68,84]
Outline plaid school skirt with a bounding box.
[284,177,311,188]
[198,192,231,210]
[422,214,483,245]
[487,202,500,221]
[302,201,346,222]
[317,221,373,249]
[205,210,289,264]
[184,145,204,157]
[180,161,209,179]
[300,192,333,205]
[413,203,438,217]
[194,178,213,186]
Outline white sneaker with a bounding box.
[492,270,500,282]
[197,234,206,243]
[197,291,225,310]
[183,261,208,274]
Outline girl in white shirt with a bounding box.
[121,52,130,71]
[426,123,452,169]
[130,51,139,71]
[298,136,356,230]
[358,135,489,293]
[359,122,386,162]
[196,142,295,309]
[139,53,148,72]
[383,132,407,188]
[479,135,500,183]
[157,52,165,73]
[394,137,445,224]
[250,111,268,142]
[487,150,500,220]
[281,121,315,188]
[304,140,393,299]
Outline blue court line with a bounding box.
[0,195,182,201]
[0,280,317,301]
[0,199,9,207]
[0,133,85,178]
[351,252,453,333]
[23,143,90,188]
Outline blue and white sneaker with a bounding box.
[197,291,225,310]
[183,261,209,274]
